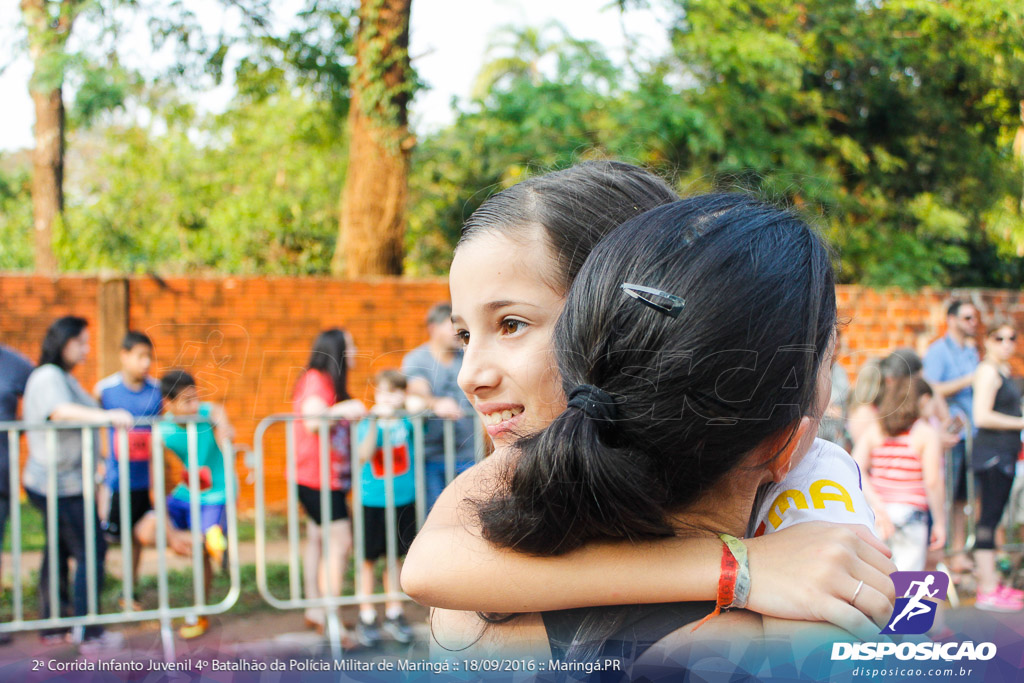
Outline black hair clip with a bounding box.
[620,283,685,318]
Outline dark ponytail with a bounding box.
[478,405,672,555]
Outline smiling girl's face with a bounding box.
[450,226,567,448]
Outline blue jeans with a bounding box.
[26,490,106,639]
[425,460,474,512]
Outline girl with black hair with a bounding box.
[401,162,896,654]
[22,316,133,652]
[291,328,367,637]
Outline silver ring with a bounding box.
[851,580,865,604]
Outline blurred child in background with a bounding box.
[95,331,163,608]
[854,375,946,571]
[354,370,416,647]
[158,369,235,638]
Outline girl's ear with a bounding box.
[766,417,814,483]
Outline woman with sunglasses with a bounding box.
[971,319,1024,611]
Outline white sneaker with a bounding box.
[79,630,126,655]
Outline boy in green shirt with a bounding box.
[157,370,234,639]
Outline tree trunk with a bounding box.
[21,0,79,275]
[29,87,64,275]
[333,0,413,277]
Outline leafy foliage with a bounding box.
[0,160,35,269]
[651,0,1024,286]
[53,93,347,274]
[4,0,1023,286]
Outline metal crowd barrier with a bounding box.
[943,415,976,559]
[1000,394,1024,552]
[1003,463,1024,552]
[253,412,483,659]
[0,416,240,660]
[941,413,1024,556]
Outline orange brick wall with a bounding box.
[834,288,1024,376]
[0,275,101,391]
[3,274,1023,510]
[127,276,450,509]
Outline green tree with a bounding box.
[54,91,347,274]
[0,159,35,269]
[407,24,639,274]
[15,0,274,272]
[20,0,88,273]
[661,0,1024,287]
[2,0,359,274]
[410,2,1024,286]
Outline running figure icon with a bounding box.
[882,571,949,635]
[888,575,939,629]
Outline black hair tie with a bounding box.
[567,384,620,422]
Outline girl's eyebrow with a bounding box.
[485,300,532,312]
[452,301,541,323]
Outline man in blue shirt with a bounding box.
[0,344,33,644]
[923,300,980,570]
[94,332,163,601]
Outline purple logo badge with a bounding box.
[881,571,949,635]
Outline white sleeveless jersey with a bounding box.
[748,438,877,538]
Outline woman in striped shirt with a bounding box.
[853,375,945,572]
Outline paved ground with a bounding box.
[0,592,432,679]
[0,601,431,658]
[3,541,1024,680]
[2,536,296,580]
[0,536,432,678]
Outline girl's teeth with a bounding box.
[483,408,523,425]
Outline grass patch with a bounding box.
[2,504,389,621]
[3,501,289,552]
[2,501,46,552]
[1,563,292,621]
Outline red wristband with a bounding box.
[691,539,738,632]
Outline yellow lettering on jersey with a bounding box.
[809,479,854,512]
[766,490,809,528]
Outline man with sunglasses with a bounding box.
[923,299,981,570]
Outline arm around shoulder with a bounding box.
[401,450,725,612]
